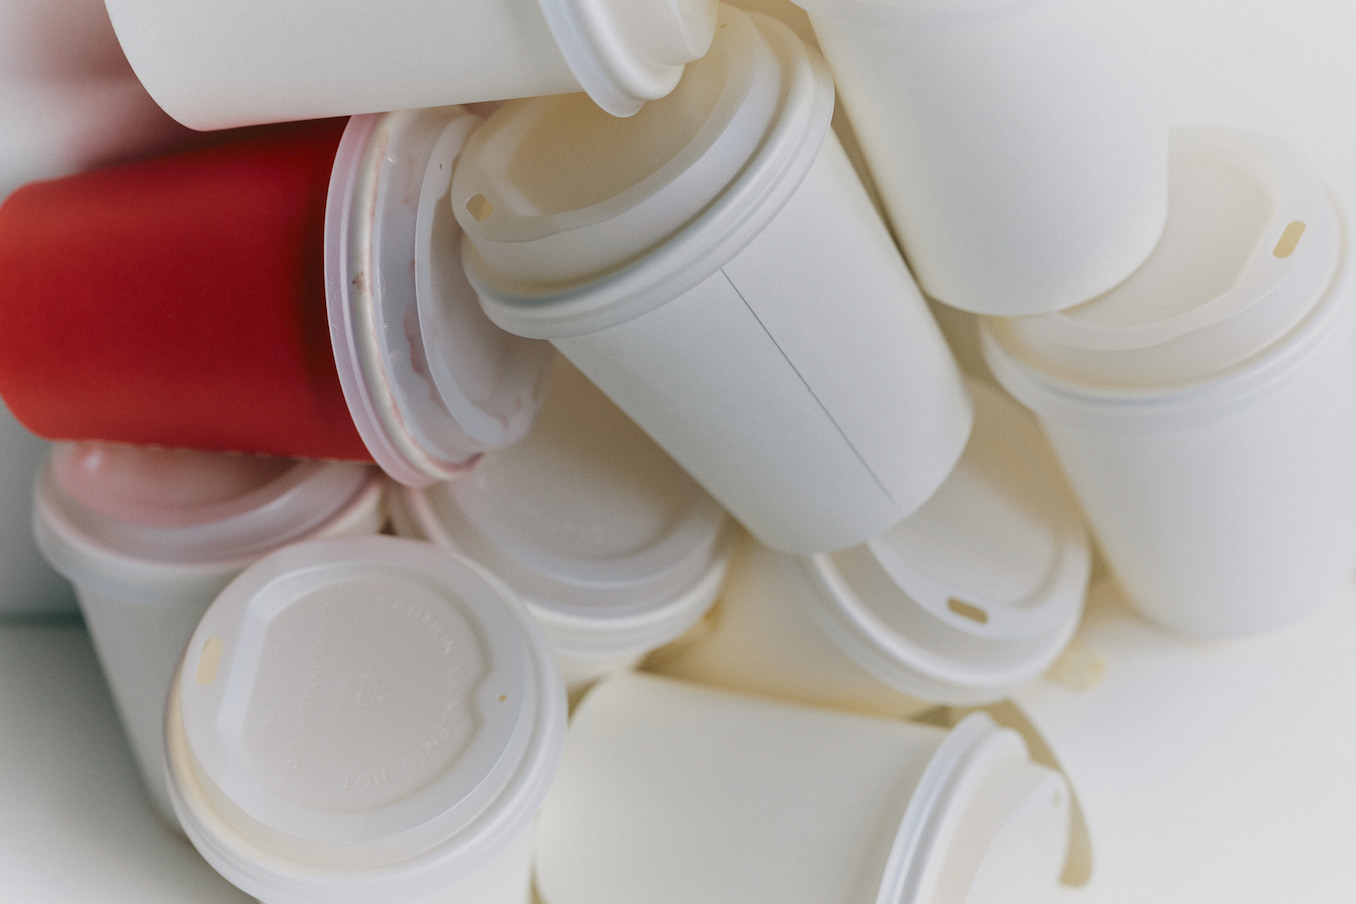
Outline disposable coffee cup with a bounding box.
[0,107,552,487]
[648,379,1089,716]
[33,443,384,826]
[792,0,1169,315]
[104,0,718,128]
[389,355,733,701]
[978,576,1356,892]
[456,5,972,554]
[982,127,1356,639]
[535,672,1069,904]
[165,536,566,904]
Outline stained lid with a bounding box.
[455,6,834,337]
[325,106,553,487]
[800,380,1090,704]
[38,442,376,564]
[983,127,1340,388]
[166,535,566,902]
[396,356,731,656]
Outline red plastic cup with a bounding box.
[0,109,550,484]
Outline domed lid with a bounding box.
[39,442,375,564]
[801,380,1090,704]
[456,6,834,337]
[325,106,553,487]
[984,127,1340,389]
[398,357,730,656]
[166,536,566,902]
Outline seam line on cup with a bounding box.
[718,267,902,516]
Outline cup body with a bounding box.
[164,536,566,904]
[536,673,1069,904]
[104,0,718,127]
[983,128,1356,638]
[33,444,384,825]
[649,379,1089,713]
[460,8,971,554]
[796,0,1169,315]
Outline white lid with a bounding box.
[35,443,379,584]
[166,536,566,903]
[983,127,1340,388]
[799,381,1090,704]
[394,356,732,658]
[325,107,554,487]
[456,6,835,338]
[883,711,1070,904]
[537,0,719,117]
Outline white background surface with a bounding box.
[4,0,1356,901]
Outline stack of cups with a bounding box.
[535,672,1070,904]
[648,379,1090,718]
[33,443,385,825]
[452,5,973,555]
[389,355,734,702]
[982,127,1356,638]
[164,536,566,904]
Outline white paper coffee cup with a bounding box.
[536,672,1069,904]
[165,536,566,904]
[104,0,718,128]
[793,0,1170,315]
[33,444,384,826]
[389,355,733,701]
[648,379,1089,714]
[982,127,1356,638]
[456,5,972,554]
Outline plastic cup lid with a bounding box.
[983,127,1341,388]
[36,442,377,567]
[883,711,1070,904]
[395,356,731,656]
[455,6,834,338]
[325,107,554,488]
[798,380,1090,704]
[166,535,566,902]
[536,0,719,117]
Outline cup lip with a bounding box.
[164,536,567,903]
[537,0,716,118]
[467,10,835,339]
[32,448,384,602]
[881,711,1069,904]
[324,107,552,487]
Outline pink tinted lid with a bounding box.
[46,442,374,563]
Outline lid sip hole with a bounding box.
[1273,220,1305,258]
[466,194,495,222]
[947,597,990,624]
